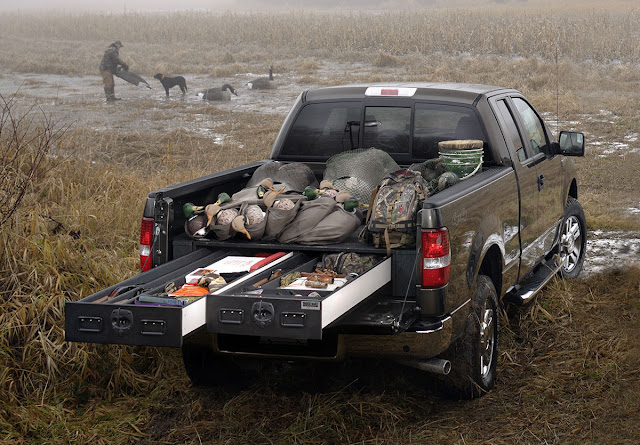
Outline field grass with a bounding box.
[1,5,640,444]
[1,5,640,76]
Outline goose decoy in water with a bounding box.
[247,65,276,90]
[197,84,238,101]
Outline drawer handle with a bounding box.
[140,319,166,336]
[78,316,103,333]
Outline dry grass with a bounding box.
[1,108,638,444]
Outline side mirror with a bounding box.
[553,131,585,156]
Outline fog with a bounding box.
[0,0,236,12]
[0,0,534,13]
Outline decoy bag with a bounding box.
[278,199,361,245]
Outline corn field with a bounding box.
[1,8,640,77]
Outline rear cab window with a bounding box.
[280,101,361,159]
[280,99,490,164]
[413,103,485,160]
[363,106,411,157]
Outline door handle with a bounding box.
[537,174,545,191]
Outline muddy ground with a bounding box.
[0,68,324,133]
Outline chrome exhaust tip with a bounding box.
[397,358,451,375]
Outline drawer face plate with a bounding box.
[207,257,392,340]
[65,303,183,347]
[209,295,324,339]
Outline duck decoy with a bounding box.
[216,208,239,226]
[319,179,335,190]
[263,189,285,208]
[204,204,221,226]
[303,186,325,201]
[185,213,209,238]
[197,84,238,101]
[183,202,204,218]
[247,65,276,90]
[272,198,295,210]
[343,197,360,212]
[245,204,266,225]
[231,215,251,239]
[317,179,338,198]
[335,191,353,203]
[214,193,231,206]
[256,178,275,198]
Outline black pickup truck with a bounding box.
[65,82,586,398]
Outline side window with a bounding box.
[495,100,527,163]
[512,97,548,156]
[413,104,485,160]
[281,102,361,158]
[362,106,411,155]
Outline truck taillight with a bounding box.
[421,228,450,289]
[140,217,154,272]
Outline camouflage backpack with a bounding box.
[319,252,379,276]
[365,169,430,253]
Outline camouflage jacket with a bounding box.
[99,44,127,73]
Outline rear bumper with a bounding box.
[341,314,453,359]
[211,314,453,362]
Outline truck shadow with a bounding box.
[200,358,445,397]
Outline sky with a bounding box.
[0,0,238,12]
[0,0,484,13]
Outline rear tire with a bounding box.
[559,198,587,279]
[439,275,499,399]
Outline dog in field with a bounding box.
[153,73,187,97]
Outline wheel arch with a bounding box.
[568,178,578,201]
[477,244,503,299]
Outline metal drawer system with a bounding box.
[208,254,391,340]
[65,249,391,347]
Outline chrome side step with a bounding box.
[505,254,563,306]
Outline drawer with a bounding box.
[65,249,295,347]
[207,255,391,340]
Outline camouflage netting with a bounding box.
[323,148,400,204]
[247,161,318,193]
